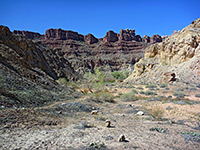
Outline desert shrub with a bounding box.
[181,131,200,143]
[173,91,185,98]
[66,81,80,89]
[137,87,144,90]
[177,88,184,91]
[168,95,172,98]
[196,84,200,88]
[165,87,170,90]
[56,78,67,85]
[146,84,157,89]
[149,106,165,120]
[89,91,115,103]
[118,92,123,96]
[120,93,139,102]
[150,127,168,133]
[190,87,197,91]
[103,72,115,83]
[140,91,145,94]
[195,94,200,98]
[160,83,167,88]
[131,89,138,94]
[144,91,157,96]
[111,71,125,80]
[83,68,106,92]
[89,142,107,150]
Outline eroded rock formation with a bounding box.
[0,25,79,107]
[13,28,162,73]
[126,18,200,84]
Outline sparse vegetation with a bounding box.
[150,127,168,133]
[111,71,128,80]
[160,83,167,88]
[146,84,157,89]
[89,90,115,103]
[195,94,200,98]
[120,93,139,102]
[173,91,185,98]
[149,106,165,120]
[144,91,157,96]
[131,89,138,94]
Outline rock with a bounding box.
[0,25,78,107]
[12,27,151,73]
[142,35,150,43]
[91,110,98,115]
[118,134,126,142]
[84,34,98,44]
[119,29,135,41]
[126,18,200,84]
[44,28,84,41]
[136,111,144,115]
[103,30,118,43]
[105,120,111,127]
[135,35,142,42]
[150,34,162,44]
[160,72,176,83]
[13,30,42,40]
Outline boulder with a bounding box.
[118,134,126,142]
[105,120,111,127]
[160,72,176,83]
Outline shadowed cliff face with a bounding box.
[0,25,79,107]
[126,18,200,84]
[13,28,162,73]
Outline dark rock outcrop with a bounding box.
[84,34,98,44]
[13,30,42,40]
[103,31,118,43]
[12,27,162,73]
[44,28,84,41]
[0,25,79,107]
[119,29,136,41]
[150,34,162,44]
[142,35,150,43]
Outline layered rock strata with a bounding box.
[13,28,162,73]
[126,18,200,84]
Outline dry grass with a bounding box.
[148,106,165,120]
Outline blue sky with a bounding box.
[0,0,199,38]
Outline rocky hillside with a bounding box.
[0,25,79,107]
[126,18,200,84]
[13,28,162,73]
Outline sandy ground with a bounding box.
[1,84,200,150]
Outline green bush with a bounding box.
[120,93,139,102]
[137,87,144,90]
[195,94,200,98]
[131,89,138,94]
[160,84,167,88]
[56,78,67,85]
[173,92,185,98]
[89,91,115,103]
[144,91,157,96]
[146,84,157,89]
[140,91,145,94]
[111,71,125,80]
